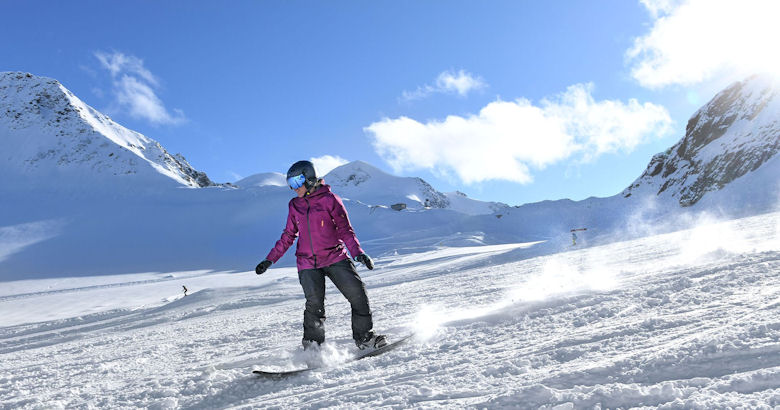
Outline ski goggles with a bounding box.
[287,174,307,190]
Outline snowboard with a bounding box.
[252,334,413,378]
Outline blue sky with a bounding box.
[2,0,776,205]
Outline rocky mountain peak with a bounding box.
[0,71,217,188]
[623,74,779,206]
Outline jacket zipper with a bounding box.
[305,198,317,268]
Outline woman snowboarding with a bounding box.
[255,160,387,351]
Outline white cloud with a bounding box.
[367,83,672,185]
[638,0,684,17]
[435,70,487,96]
[95,51,185,125]
[96,52,157,86]
[402,69,487,101]
[628,0,780,88]
[310,155,349,176]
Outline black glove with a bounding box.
[255,259,272,275]
[354,253,374,270]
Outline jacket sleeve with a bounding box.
[330,193,364,257]
[265,202,298,263]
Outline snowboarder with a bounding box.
[255,160,387,351]
[182,285,188,296]
[570,228,587,246]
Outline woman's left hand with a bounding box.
[355,254,374,270]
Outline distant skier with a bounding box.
[255,160,387,351]
[570,228,587,246]
[182,285,188,296]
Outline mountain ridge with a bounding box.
[0,71,217,189]
[0,72,777,278]
[622,74,779,206]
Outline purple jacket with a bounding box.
[266,184,364,271]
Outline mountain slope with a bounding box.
[235,172,286,187]
[0,72,216,189]
[1,211,778,408]
[324,160,508,215]
[0,72,777,279]
[622,74,780,206]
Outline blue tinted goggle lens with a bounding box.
[287,174,306,189]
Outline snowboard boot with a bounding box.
[356,333,387,350]
[302,339,322,352]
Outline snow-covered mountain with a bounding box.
[0,72,777,279]
[622,74,780,206]
[0,72,217,190]
[495,74,780,240]
[235,172,286,187]
[235,160,509,215]
[2,73,778,408]
[323,160,508,216]
[325,160,448,208]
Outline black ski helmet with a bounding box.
[287,160,318,189]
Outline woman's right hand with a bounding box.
[255,259,272,275]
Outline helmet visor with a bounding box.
[287,174,306,190]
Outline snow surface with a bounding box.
[1,211,779,408]
[2,71,780,408]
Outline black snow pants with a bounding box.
[298,258,373,344]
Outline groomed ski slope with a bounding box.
[1,211,779,409]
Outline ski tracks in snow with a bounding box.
[1,212,779,408]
